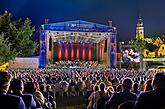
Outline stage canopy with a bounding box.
[41,20,116,43]
[39,20,117,68]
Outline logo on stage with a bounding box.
[68,24,93,31]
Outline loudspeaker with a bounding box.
[49,36,52,51]
[104,39,107,52]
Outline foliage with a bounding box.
[0,33,15,65]
[0,11,37,57]
[131,37,146,52]
[146,42,159,52]
[14,18,37,57]
[152,35,159,42]
[131,37,146,71]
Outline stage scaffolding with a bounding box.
[39,20,117,68]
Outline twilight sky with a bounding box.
[0,0,165,41]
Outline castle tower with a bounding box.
[136,17,144,39]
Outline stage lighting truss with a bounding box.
[47,31,110,43]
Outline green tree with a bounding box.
[131,37,146,71]
[15,18,37,57]
[0,11,37,57]
[0,33,15,65]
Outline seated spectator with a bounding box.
[24,82,37,94]
[97,96,110,109]
[116,84,122,92]
[88,82,108,109]
[33,91,45,109]
[45,95,56,109]
[68,79,77,96]
[40,84,48,100]
[106,77,137,109]
[77,78,86,96]
[103,78,112,87]
[143,79,152,92]
[0,71,26,109]
[106,86,115,97]
[134,73,165,109]
[87,85,99,109]
[59,80,69,97]
[46,84,55,99]
[85,84,94,107]
[10,78,36,109]
[131,82,140,96]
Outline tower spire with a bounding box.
[136,16,144,39]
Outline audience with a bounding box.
[143,79,153,92]
[33,91,45,109]
[106,77,137,109]
[10,78,36,109]
[0,71,26,109]
[131,82,140,96]
[134,73,165,109]
[0,62,164,109]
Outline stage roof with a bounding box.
[41,20,116,32]
[41,20,117,43]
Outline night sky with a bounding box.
[1,0,165,41]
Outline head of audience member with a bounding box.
[107,86,114,97]
[132,82,139,91]
[89,84,94,91]
[46,84,51,92]
[116,84,122,92]
[152,73,165,90]
[10,79,24,95]
[122,77,133,91]
[0,71,13,93]
[143,79,152,92]
[99,82,106,92]
[93,85,99,92]
[24,82,36,94]
[33,91,45,108]
[40,84,45,92]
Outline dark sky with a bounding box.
[1,0,165,41]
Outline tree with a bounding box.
[0,33,15,65]
[131,37,146,71]
[14,18,37,57]
[146,42,159,52]
[0,11,37,57]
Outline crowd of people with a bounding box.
[47,61,99,69]
[0,62,165,109]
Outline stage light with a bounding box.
[41,25,44,30]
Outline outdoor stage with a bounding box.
[39,20,117,68]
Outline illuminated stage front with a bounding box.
[53,42,94,62]
[39,20,117,68]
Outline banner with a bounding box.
[39,30,47,68]
[9,57,39,69]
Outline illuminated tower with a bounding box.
[136,17,144,39]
